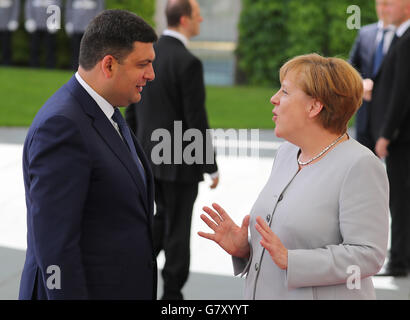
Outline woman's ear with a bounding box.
[308,99,324,118]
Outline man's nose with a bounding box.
[146,65,155,81]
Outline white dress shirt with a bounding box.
[75,72,146,170]
[396,18,410,37]
[75,72,122,138]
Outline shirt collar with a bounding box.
[396,19,410,37]
[377,20,396,32]
[163,29,189,47]
[75,72,115,120]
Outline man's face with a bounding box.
[186,0,203,38]
[384,0,410,26]
[375,0,390,24]
[110,41,155,107]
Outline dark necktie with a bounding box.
[112,108,147,188]
[372,29,388,77]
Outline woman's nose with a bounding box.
[270,92,280,106]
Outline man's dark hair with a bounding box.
[166,0,192,27]
[79,10,158,70]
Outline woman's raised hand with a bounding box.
[198,203,250,258]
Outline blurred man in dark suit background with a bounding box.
[126,0,219,300]
[370,0,410,277]
[349,0,395,151]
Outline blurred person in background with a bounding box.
[126,0,219,300]
[199,54,389,299]
[0,0,20,66]
[369,0,410,277]
[349,0,396,151]
[65,0,105,70]
[25,0,62,68]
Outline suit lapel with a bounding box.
[65,76,150,213]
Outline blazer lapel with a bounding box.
[65,76,150,213]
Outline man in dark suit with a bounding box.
[19,10,158,299]
[126,0,218,300]
[349,0,395,150]
[370,0,410,277]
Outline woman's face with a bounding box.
[270,71,315,140]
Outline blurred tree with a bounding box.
[237,0,377,87]
[11,0,155,69]
[106,0,155,26]
[236,0,289,86]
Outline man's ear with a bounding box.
[179,15,189,28]
[100,55,117,79]
[308,99,324,118]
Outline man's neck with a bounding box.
[167,26,191,40]
[77,68,112,105]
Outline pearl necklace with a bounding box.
[298,133,346,166]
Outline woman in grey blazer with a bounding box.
[198,53,389,299]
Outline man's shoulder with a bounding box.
[30,84,83,130]
[358,22,378,37]
[397,27,410,48]
[156,36,198,61]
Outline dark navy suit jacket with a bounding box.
[349,22,379,149]
[19,76,157,300]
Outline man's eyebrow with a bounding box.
[138,58,155,64]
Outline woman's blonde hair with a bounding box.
[279,53,363,134]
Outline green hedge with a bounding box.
[10,0,156,69]
[237,0,377,87]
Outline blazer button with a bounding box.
[266,214,271,223]
[278,194,283,202]
[255,263,259,271]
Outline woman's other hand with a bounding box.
[255,216,288,270]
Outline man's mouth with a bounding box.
[137,86,143,93]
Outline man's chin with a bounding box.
[131,94,142,104]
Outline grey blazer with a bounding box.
[233,138,389,299]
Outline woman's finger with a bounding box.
[256,216,271,232]
[212,203,232,222]
[255,222,270,241]
[198,231,216,242]
[203,206,223,224]
[200,213,218,231]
